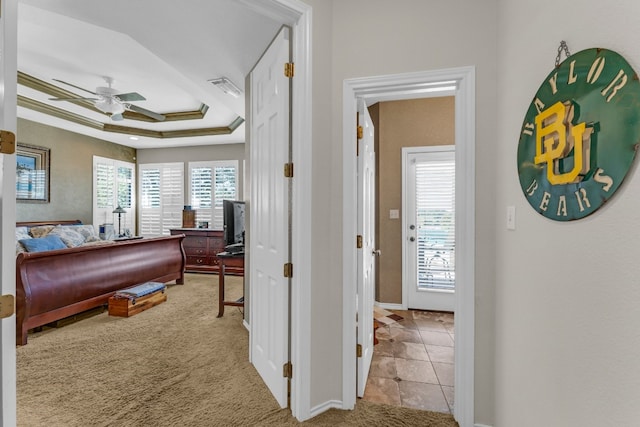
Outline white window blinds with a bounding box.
[188,161,238,229]
[93,156,136,235]
[138,162,184,236]
[416,150,455,291]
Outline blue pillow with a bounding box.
[19,235,67,252]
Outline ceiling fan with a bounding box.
[49,77,166,122]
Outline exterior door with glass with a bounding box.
[404,146,455,312]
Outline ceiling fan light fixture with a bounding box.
[208,77,241,98]
[94,98,125,115]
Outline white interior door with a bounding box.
[249,26,291,408]
[357,100,376,397]
[404,147,455,312]
[0,0,18,424]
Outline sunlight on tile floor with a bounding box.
[362,310,454,414]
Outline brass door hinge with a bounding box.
[0,130,16,155]
[0,295,15,319]
[356,235,363,249]
[356,344,362,358]
[284,263,293,278]
[357,125,363,139]
[284,62,295,78]
[283,361,293,379]
[284,162,294,178]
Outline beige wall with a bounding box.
[306,0,499,422]
[15,118,135,225]
[15,120,246,227]
[496,1,640,426]
[372,97,455,304]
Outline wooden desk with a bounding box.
[217,252,245,317]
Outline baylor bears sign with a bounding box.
[517,48,640,221]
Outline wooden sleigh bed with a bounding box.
[16,220,186,345]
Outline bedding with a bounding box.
[19,235,67,252]
[16,223,107,254]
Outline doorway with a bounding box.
[363,99,456,412]
[343,67,476,426]
[1,1,315,424]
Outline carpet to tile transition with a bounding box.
[17,273,458,427]
[373,306,404,326]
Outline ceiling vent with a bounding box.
[208,77,242,98]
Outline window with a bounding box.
[93,156,136,235]
[138,163,184,236]
[188,161,238,229]
[416,150,455,290]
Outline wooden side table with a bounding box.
[217,251,245,317]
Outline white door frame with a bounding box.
[342,67,476,426]
[0,0,18,425]
[240,0,313,421]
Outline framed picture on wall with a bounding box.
[16,143,50,203]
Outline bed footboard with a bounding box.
[16,234,185,345]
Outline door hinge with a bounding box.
[0,295,15,319]
[0,130,16,154]
[357,125,363,139]
[283,361,293,379]
[356,235,363,249]
[284,162,294,178]
[284,263,293,278]
[284,62,295,78]
[356,344,362,358]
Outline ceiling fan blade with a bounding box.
[115,92,146,102]
[53,79,98,96]
[49,97,99,101]
[127,104,166,121]
[110,113,124,121]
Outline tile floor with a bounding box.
[362,309,455,414]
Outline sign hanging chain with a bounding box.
[555,41,571,68]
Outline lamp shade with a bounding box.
[112,205,126,214]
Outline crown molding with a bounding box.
[18,71,210,122]
[17,71,244,138]
[18,95,244,138]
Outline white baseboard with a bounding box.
[475,424,493,427]
[243,320,249,331]
[309,400,343,418]
[375,301,404,310]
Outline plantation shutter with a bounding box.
[93,156,136,235]
[117,165,135,233]
[138,162,184,236]
[416,151,456,290]
[188,161,237,229]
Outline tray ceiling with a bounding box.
[17,0,281,149]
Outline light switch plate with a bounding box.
[389,209,399,219]
[506,206,516,230]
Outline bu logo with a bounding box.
[534,101,596,185]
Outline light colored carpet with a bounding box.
[17,273,458,427]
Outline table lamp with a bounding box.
[112,205,126,237]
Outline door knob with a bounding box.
[409,224,416,230]
[409,237,415,242]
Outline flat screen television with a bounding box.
[223,200,245,248]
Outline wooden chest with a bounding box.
[108,289,166,318]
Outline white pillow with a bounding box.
[15,227,30,255]
[48,225,86,248]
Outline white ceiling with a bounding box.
[17,0,281,149]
